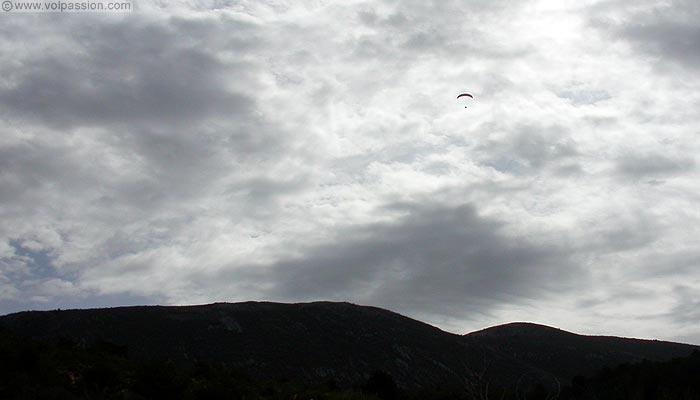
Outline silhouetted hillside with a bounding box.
[1,302,698,396]
[0,302,471,389]
[464,322,698,391]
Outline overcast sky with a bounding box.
[2,0,700,343]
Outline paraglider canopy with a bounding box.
[457,93,474,108]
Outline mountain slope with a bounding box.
[1,302,697,391]
[0,302,471,389]
[464,322,698,390]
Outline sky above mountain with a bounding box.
[1,0,700,343]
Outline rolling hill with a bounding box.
[463,321,698,392]
[1,301,697,393]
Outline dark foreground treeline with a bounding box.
[560,350,700,400]
[2,329,699,400]
[0,329,456,400]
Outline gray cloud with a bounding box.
[0,12,297,222]
[590,0,700,70]
[350,0,528,64]
[616,152,696,180]
[668,285,700,327]
[0,10,312,305]
[224,202,580,320]
[475,124,579,175]
[0,15,259,129]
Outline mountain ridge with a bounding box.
[468,321,696,345]
[5,304,694,345]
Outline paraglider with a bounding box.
[457,93,474,108]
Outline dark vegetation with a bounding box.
[560,350,700,399]
[0,328,480,400]
[1,302,698,399]
[0,328,364,399]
